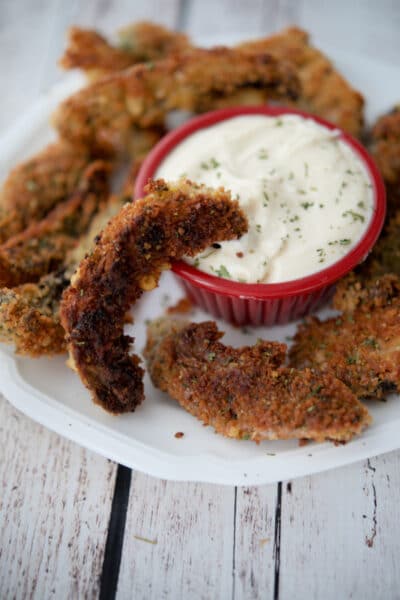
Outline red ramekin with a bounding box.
[135,106,386,326]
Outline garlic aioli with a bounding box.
[155,115,374,283]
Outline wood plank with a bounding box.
[234,485,278,599]
[117,472,235,600]
[0,396,117,599]
[278,453,400,600]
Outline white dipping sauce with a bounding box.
[156,115,374,283]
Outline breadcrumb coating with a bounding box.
[0,142,91,244]
[290,277,400,400]
[53,47,300,155]
[60,179,247,413]
[0,161,110,287]
[239,26,364,137]
[144,317,370,443]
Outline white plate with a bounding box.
[1,44,400,486]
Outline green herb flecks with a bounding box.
[258,148,269,160]
[342,210,365,223]
[200,157,220,170]
[301,201,314,210]
[215,265,231,279]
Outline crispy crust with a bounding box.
[371,105,400,215]
[371,105,400,184]
[60,22,190,78]
[53,47,300,155]
[0,271,69,356]
[0,161,110,287]
[59,23,364,137]
[239,27,364,136]
[144,317,370,443]
[0,193,126,357]
[60,26,137,74]
[290,285,400,400]
[60,179,248,413]
[0,142,91,244]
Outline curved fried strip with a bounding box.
[0,192,126,357]
[60,23,190,79]
[0,149,151,357]
[290,295,400,401]
[53,47,300,155]
[144,317,370,443]
[0,161,110,287]
[239,27,364,137]
[60,179,248,413]
[0,142,91,244]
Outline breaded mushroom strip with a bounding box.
[0,161,110,287]
[334,273,400,314]
[60,179,248,413]
[371,105,400,215]
[0,193,125,357]
[53,47,300,155]
[144,318,370,443]
[60,22,190,79]
[0,142,90,243]
[239,27,364,137]
[290,284,400,400]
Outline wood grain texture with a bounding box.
[0,397,116,599]
[234,485,278,599]
[279,452,400,600]
[117,472,236,600]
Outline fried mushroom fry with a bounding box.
[60,179,248,414]
[238,26,364,137]
[0,192,126,356]
[60,22,190,79]
[0,161,110,287]
[53,47,300,155]
[371,105,400,215]
[144,317,370,443]
[0,142,91,243]
[290,287,400,400]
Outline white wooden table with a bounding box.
[1,1,400,598]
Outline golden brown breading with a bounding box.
[60,22,190,79]
[0,161,110,287]
[60,26,137,76]
[53,47,300,155]
[0,270,69,356]
[290,291,400,400]
[144,317,370,443]
[0,193,125,356]
[0,142,91,244]
[333,273,400,314]
[239,27,364,137]
[60,179,248,414]
[371,105,400,215]
[59,22,364,137]
[371,105,400,184]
